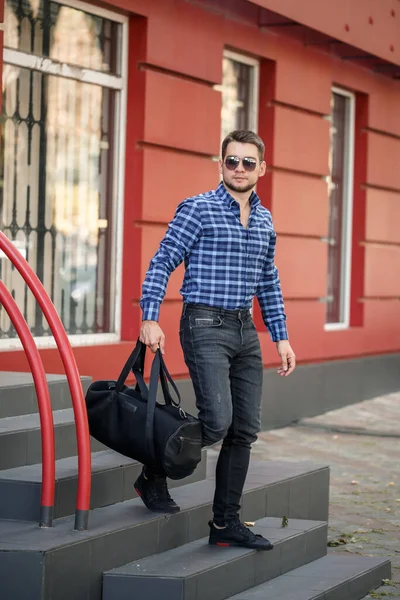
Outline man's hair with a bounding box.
[221,130,265,161]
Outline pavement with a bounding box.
[210,390,400,599]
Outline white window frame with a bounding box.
[0,0,128,350]
[216,49,260,137]
[324,87,355,331]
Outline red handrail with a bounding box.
[0,281,55,527]
[0,232,91,530]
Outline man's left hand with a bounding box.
[276,340,296,377]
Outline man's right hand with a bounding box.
[139,320,165,354]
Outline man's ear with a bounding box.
[218,158,223,175]
[259,161,267,177]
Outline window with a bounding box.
[217,50,259,140]
[325,88,355,329]
[0,0,127,346]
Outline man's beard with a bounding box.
[223,177,256,195]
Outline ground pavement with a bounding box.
[209,391,400,599]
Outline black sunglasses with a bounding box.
[224,155,258,172]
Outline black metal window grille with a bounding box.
[1,0,124,339]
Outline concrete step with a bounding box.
[0,372,91,418]
[0,448,207,521]
[212,459,330,523]
[361,585,400,600]
[226,554,391,600]
[0,409,106,469]
[102,517,328,600]
[0,460,329,600]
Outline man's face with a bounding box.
[219,142,266,195]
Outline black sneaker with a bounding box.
[134,468,180,514]
[208,518,273,550]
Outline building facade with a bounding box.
[1,0,399,425]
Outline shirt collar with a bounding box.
[215,181,260,209]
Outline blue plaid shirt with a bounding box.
[140,182,288,341]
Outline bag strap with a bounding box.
[159,352,181,407]
[131,342,149,399]
[145,350,161,461]
[132,350,181,408]
[116,342,182,462]
[144,351,181,460]
[116,341,147,393]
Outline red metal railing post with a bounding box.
[0,282,56,527]
[0,232,91,530]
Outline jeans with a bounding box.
[179,303,263,526]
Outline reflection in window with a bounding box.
[326,89,355,327]
[4,0,120,73]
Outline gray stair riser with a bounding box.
[102,521,328,600]
[0,483,274,600]
[0,375,91,419]
[0,424,106,470]
[226,554,391,600]
[244,469,329,524]
[0,464,329,600]
[0,451,207,521]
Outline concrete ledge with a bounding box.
[0,449,207,521]
[103,518,327,600]
[0,409,106,470]
[0,373,91,419]
[226,554,391,600]
[0,461,329,600]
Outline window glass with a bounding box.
[220,52,259,140]
[4,0,120,74]
[1,2,123,338]
[326,90,355,326]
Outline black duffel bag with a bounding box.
[85,341,203,479]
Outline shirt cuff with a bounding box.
[141,302,160,322]
[268,320,289,342]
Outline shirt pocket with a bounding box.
[248,223,272,259]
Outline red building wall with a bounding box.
[1,0,399,381]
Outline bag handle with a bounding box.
[144,351,182,460]
[131,342,149,399]
[114,341,156,461]
[116,341,182,462]
[132,357,180,408]
[116,341,147,393]
[144,350,161,461]
[158,352,181,407]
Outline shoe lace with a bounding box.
[229,518,259,540]
[151,475,173,503]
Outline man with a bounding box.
[136,130,296,550]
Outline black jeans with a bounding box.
[179,303,263,526]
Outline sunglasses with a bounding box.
[224,155,258,172]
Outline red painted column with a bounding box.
[121,16,148,341]
[350,93,368,327]
[254,59,277,332]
